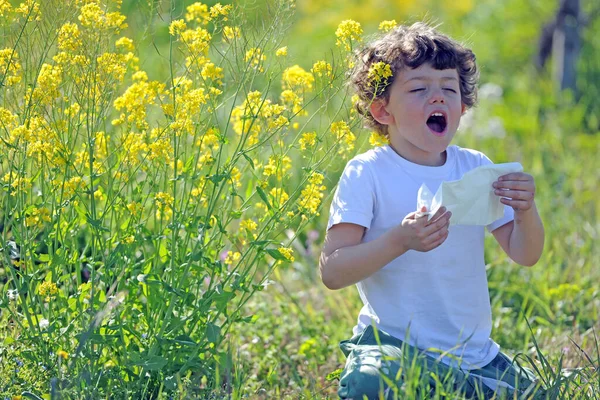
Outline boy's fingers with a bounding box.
[494,189,534,200]
[426,207,446,224]
[423,212,451,236]
[493,180,534,191]
[499,173,532,181]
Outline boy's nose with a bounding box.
[429,89,445,104]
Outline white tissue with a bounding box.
[416,162,523,226]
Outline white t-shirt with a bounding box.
[327,144,514,370]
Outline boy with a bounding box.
[320,22,545,399]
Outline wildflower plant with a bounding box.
[0,0,363,397]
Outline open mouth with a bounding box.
[426,112,448,135]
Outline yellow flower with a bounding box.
[0,0,12,17]
[180,27,212,55]
[0,49,22,86]
[223,26,241,41]
[224,251,241,265]
[335,20,362,51]
[240,219,258,231]
[245,48,266,72]
[369,131,389,147]
[185,2,210,25]
[200,62,224,84]
[57,23,82,51]
[330,121,356,155]
[282,65,314,92]
[38,281,58,299]
[378,20,397,32]
[368,61,393,92]
[57,350,69,360]
[209,3,232,20]
[269,187,289,209]
[263,155,292,180]
[78,3,127,32]
[277,247,294,262]
[115,37,135,52]
[298,172,326,216]
[299,131,317,150]
[311,60,333,79]
[169,19,187,36]
[155,192,174,220]
[15,0,39,19]
[123,235,135,244]
[127,202,143,216]
[276,46,288,57]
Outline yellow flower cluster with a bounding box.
[0,108,18,138]
[38,281,58,301]
[57,23,82,51]
[0,0,11,17]
[245,48,266,73]
[15,0,40,20]
[185,2,210,25]
[263,154,292,181]
[330,121,356,155]
[113,71,165,130]
[369,131,389,147]
[299,131,317,151]
[276,47,288,57]
[120,132,148,166]
[240,219,258,232]
[75,131,109,175]
[230,91,287,146]
[278,247,295,262]
[115,36,134,52]
[78,2,127,33]
[165,76,209,136]
[201,62,224,85]
[31,63,62,105]
[298,172,326,216]
[368,61,393,94]
[2,172,31,196]
[379,20,397,32]
[224,250,241,265]
[155,192,174,220]
[311,60,333,79]
[126,201,143,216]
[0,49,22,86]
[25,207,51,228]
[223,26,241,41]
[269,187,289,209]
[282,65,314,92]
[335,20,363,51]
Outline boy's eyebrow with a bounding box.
[403,76,459,84]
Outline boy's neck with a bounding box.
[388,141,447,167]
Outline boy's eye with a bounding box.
[409,88,425,92]
[443,88,457,93]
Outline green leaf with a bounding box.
[131,355,168,371]
[241,152,255,169]
[256,186,272,210]
[206,322,220,344]
[266,248,287,261]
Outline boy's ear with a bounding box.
[369,99,394,126]
[461,103,467,115]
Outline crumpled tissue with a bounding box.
[416,162,523,226]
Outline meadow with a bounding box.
[0,0,598,398]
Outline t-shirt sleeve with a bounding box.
[327,158,375,231]
[479,153,515,233]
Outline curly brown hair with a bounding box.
[350,22,479,136]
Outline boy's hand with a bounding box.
[493,172,536,214]
[394,206,452,252]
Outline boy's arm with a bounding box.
[491,173,544,266]
[319,207,451,290]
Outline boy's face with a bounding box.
[376,63,465,165]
